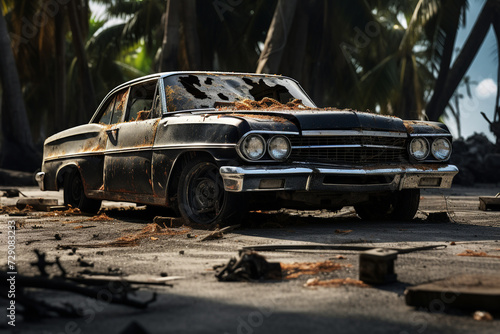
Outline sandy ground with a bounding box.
[1,184,499,334]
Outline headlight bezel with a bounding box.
[267,135,292,161]
[431,137,452,161]
[239,134,266,161]
[409,137,430,161]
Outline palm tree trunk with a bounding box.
[53,11,66,134]
[426,0,494,121]
[67,0,96,120]
[0,7,39,172]
[256,0,298,74]
[159,0,181,71]
[182,0,201,70]
[493,15,500,124]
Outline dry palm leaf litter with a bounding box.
[105,223,191,247]
[457,249,500,259]
[281,260,351,279]
[304,277,369,288]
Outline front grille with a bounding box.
[289,136,408,164]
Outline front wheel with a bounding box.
[63,169,101,214]
[177,158,243,226]
[354,189,420,221]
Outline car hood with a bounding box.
[218,109,407,133]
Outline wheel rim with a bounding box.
[184,163,224,224]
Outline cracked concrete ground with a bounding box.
[1,184,499,334]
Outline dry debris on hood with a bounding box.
[218,97,312,111]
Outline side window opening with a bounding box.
[126,80,157,122]
[97,96,116,125]
[151,83,162,118]
[111,89,129,124]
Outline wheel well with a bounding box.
[56,165,79,189]
[166,151,215,204]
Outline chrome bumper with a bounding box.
[35,172,45,191]
[220,164,458,192]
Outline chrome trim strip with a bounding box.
[244,130,300,136]
[105,146,153,154]
[221,166,313,175]
[221,164,458,176]
[220,164,459,192]
[153,143,237,150]
[291,144,405,150]
[44,151,105,161]
[409,133,452,137]
[301,130,408,138]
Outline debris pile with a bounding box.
[0,250,158,320]
[450,133,500,185]
[215,250,282,281]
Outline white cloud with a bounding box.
[475,78,497,99]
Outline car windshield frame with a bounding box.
[162,73,316,113]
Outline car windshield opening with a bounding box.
[163,74,315,112]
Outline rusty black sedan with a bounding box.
[36,72,458,226]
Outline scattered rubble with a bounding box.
[16,198,58,211]
[215,250,282,281]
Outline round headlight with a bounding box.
[431,138,452,160]
[409,138,430,160]
[268,136,291,160]
[241,134,266,160]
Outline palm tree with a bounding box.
[0,5,39,172]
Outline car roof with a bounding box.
[90,71,300,123]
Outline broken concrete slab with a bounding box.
[16,198,58,211]
[479,194,500,211]
[359,248,398,284]
[153,216,185,228]
[405,274,500,311]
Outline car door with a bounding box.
[103,79,161,194]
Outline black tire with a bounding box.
[354,189,420,221]
[63,169,101,214]
[354,194,392,221]
[389,189,420,221]
[177,158,243,226]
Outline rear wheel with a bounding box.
[63,169,101,214]
[354,189,420,221]
[177,158,243,226]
